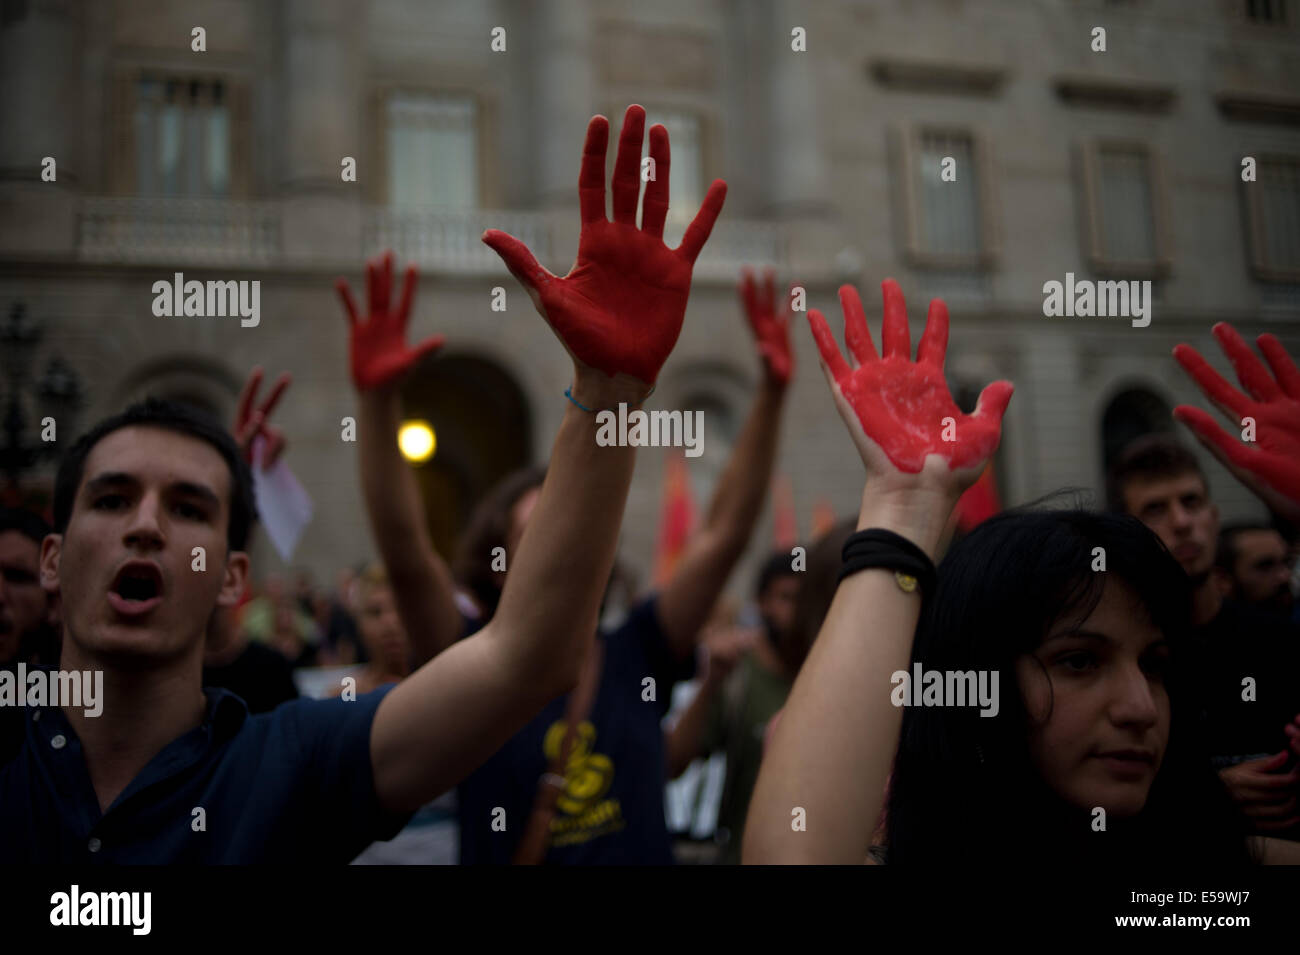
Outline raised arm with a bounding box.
[657,268,793,661]
[336,253,461,664]
[743,281,1012,863]
[1173,324,1300,523]
[368,105,727,812]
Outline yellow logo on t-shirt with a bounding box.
[541,719,625,847]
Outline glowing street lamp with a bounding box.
[398,420,435,463]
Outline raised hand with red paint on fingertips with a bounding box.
[482,105,727,389]
[808,280,1013,492]
[739,267,794,388]
[233,367,292,468]
[1173,324,1300,523]
[336,251,446,392]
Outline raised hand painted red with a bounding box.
[1174,323,1300,519]
[739,267,794,387]
[482,105,727,387]
[808,280,1013,474]
[233,367,292,467]
[336,251,445,392]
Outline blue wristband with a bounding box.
[564,383,655,413]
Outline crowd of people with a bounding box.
[2,105,1298,866]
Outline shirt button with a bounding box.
[88,837,102,853]
[51,734,67,750]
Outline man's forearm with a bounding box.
[357,388,462,662]
[369,374,642,810]
[492,375,641,689]
[658,379,786,657]
[704,379,785,550]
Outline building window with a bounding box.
[1245,156,1300,281]
[1245,0,1286,23]
[1080,141,1169,275]
[641,110,704,244]
[386,93,478,208]
[897,126,997,269]
[133,76,230,197]
[920,131,981,258]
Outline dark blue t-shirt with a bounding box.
[0,674,411,864]
[457,595,694,864]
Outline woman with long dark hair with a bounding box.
[744,280,1298,865]
[886,507,1252,866]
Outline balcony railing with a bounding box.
[74,198,787,276]
[78,197,280,266]
[690,218,786,279]
[363,207,551,274]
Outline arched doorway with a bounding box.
[1101,387,1174,474]
[398,353,532,559]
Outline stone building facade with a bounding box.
[1,0,1297,589]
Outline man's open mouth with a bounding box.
[107,561,165,616]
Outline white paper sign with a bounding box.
[250,436,313,561]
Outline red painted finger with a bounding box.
[364,258,377,320]
[880,278,911,361]
[235,367,263,432]
[482,229,550,294]
[1259,334,1300,400]
[256,372,292,422]
[410,334,446,364]
[1214,322,1280,401]
[264,432,287,469]
[808,309,850,381]
[610,105,646,226]
[916,299,950,369]
[739,268,759,325]
[677,179,727,265]
[578,114,610,225]
[1173,405,1261,472]
[1173,343,1252,420]
[839,284,877,366]
[236,411,264,456]
[396,265,418,327]
[376,250,393,318]
[972,380,1015,426]
[762,268,776,311]
[335,279,360,327]
[641,123,670,239]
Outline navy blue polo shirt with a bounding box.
[457,595,695,864]
[0,676,411,864]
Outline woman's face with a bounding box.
[1016,578,1171,820]
[358,582,409,670]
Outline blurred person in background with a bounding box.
[1216,523,1295,619]
[0,507,60,668]
[666,551,800,863]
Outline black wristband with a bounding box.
[838,528,938,597]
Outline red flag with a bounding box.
[654,450,697,586]
[772,475,798,549]
[954,462,1001,533]
[810,497,837,539]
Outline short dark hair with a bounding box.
[1106,434,1207,514]
[755,550,799,599]
[53,397,255,552]
[1216,522,1278,575]
[0,507,52,545]
[452,465,547,615]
